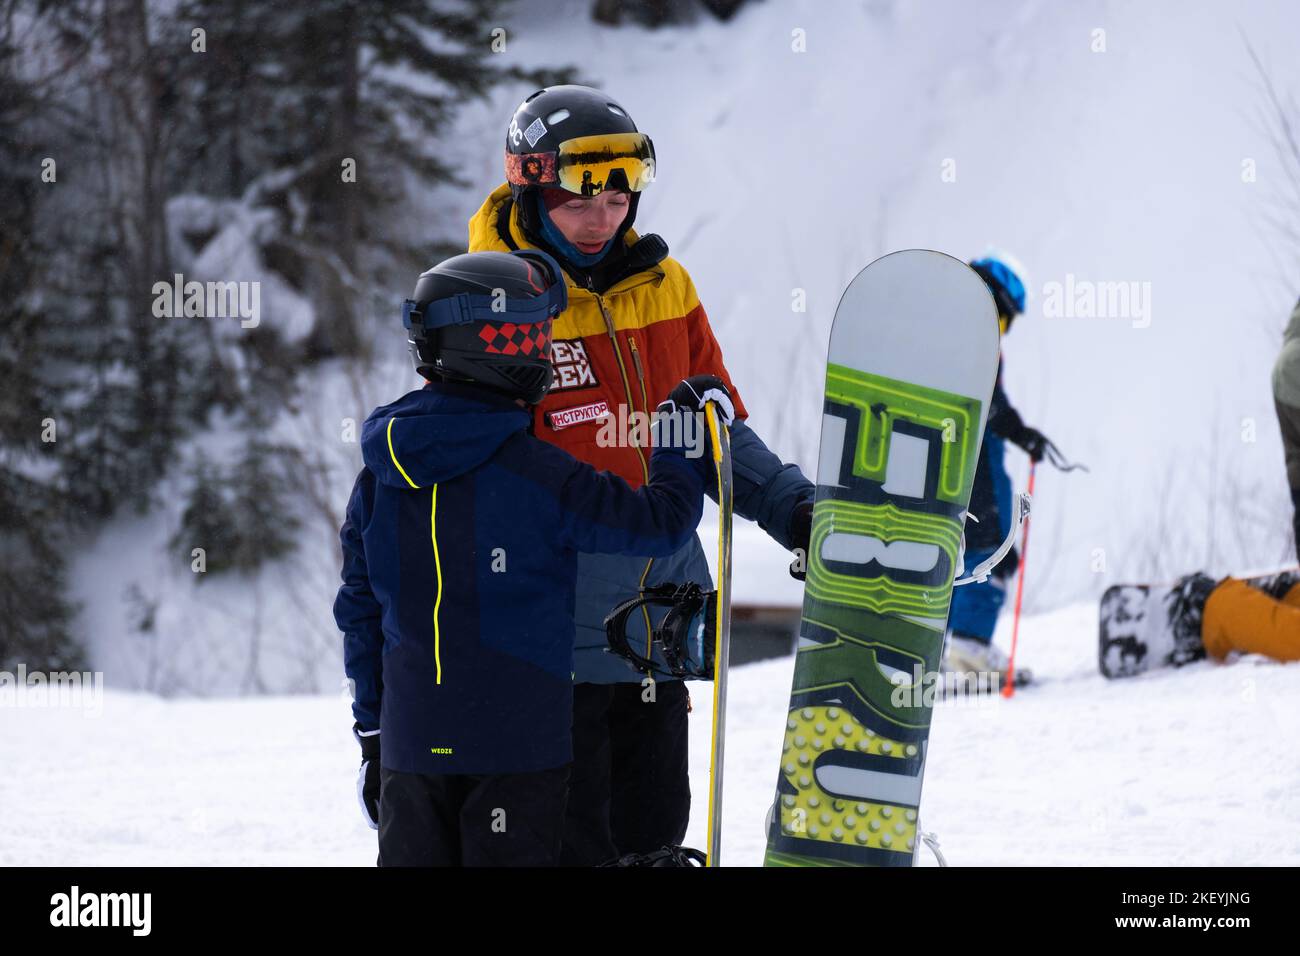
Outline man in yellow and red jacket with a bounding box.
[468,85,814,865]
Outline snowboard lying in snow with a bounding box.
[1098,567,1300,679]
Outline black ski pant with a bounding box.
[561,679,691,866]
[377,764,569,867]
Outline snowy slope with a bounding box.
[5,604,1298,865]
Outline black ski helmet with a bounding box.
[504,84,655,240]
[402,249,567,405]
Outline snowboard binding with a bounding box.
[597,844,707,867]
[1251,569,1300,601]
[604,582,718,680]
[1164,571,1216,667]
[953,491,1032,588]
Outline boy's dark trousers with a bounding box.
[377,764,569,867]
[561,679,692,866]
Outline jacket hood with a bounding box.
[361,383,531,488]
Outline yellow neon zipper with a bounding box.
[431,483,443,684]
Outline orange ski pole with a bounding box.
[1002,461,1036,698]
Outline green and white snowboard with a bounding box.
[764,250,1000,867]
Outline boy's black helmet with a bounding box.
[403,249,567,404]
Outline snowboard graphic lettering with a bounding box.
[764,250,999,867]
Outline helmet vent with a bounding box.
[545,108,570,125]
[607,104,626,117]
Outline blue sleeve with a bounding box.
[332,469,384,734]
[986,362,1024,439]
[724,417,815,551]
[551,437,705,556]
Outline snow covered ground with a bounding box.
[5,602,1297,866]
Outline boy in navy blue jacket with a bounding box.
[333,249,733,866]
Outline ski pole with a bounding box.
[703,401,733,867]
[1002,461,1036,698]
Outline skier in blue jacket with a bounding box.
[333,249,733,866]
[944,254,1052,683]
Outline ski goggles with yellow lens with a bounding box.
[506,132,656,196]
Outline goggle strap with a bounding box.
[408,289,563,332]
[401,299,422,331]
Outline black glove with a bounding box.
[659,375,735,424]
[1011,426,1049,463]
[353,723,380,830]
[788,499,813,581]
[992,545,1020,581]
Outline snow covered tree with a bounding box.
[21,0,199,517]
[170,439,300,578]
[593,0,749,26]
[171,0,571,360]
[170,454,241,577]
[0,11,81,670]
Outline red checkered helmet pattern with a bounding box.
[477,320,551,357]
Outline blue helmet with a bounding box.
[970,255,1026,320]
